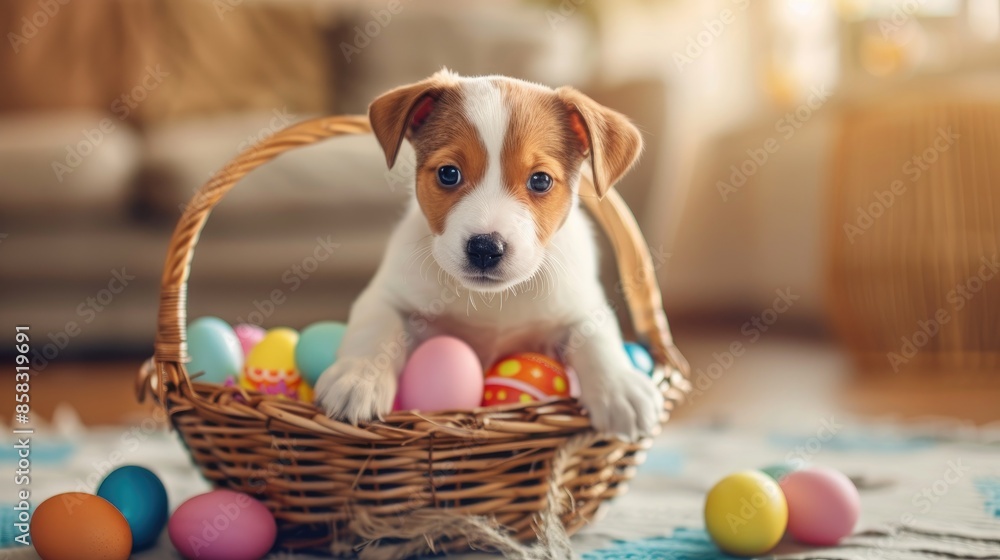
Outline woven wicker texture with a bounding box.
[828,97,1000,371]
[140,114,690,555]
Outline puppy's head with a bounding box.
[370,70,642,293]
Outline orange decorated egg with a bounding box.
[482,353,570,407]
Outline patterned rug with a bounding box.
[2,406,998,559]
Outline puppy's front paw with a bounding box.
[579,368,664,442]
[314,357,397,425]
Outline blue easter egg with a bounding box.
[624,342,655,376]
[97,466,169,551]
[295,321,348,386]
[187,316,243,383]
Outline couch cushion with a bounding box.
[0,111,140,221]
[140,111,411,226]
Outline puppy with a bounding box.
[315,70,662,441]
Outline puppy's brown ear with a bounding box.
[556,87,643,198]
[369,75,452,168]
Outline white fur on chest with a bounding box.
[377,201,602,366]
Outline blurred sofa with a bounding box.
[0,0,669,356]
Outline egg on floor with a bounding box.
[168,490,276,560]
[704,471,788,556]
[96,465,169,551]
[31,492,132,560]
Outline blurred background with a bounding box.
[1,0,998,425]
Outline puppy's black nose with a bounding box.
[466,233,505,271]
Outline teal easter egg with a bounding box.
[187,316,243,383]
[760,461,802,482]
[97,466,169,551]
[295,321,347,386]
[624,342,655,376]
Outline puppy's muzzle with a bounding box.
[466,233,506,271]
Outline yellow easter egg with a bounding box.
[246,328,299,371]
[704,470,787,556]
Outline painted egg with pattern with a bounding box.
[482,353,570,407]
[241,328,312,401]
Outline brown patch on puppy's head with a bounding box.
[498,81,585,244]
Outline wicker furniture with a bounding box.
[827,93,1000,372]
[139,115,690,557]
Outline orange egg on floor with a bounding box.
[482,353,570,407]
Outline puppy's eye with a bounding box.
[527,172,553,193]
[437,165,462,187]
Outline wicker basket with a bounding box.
[138,114,690,558]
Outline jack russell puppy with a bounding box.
[315,70,662,441]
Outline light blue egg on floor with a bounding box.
[296,321,348,386]
[97,465,169,551]
[624,342,655,376]
[187,316,243,383]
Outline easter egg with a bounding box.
[705,470,788,556]
[780,466,860,545]
[295,321,347,386]
[168,490,276,560]
[242,328,312,401]
[760,461,801,482]
[233,323,266,357]
[624,342,655,376]
[397,336,483,412]
[187,317,243,383]
[31,492,132,560]
[97,466,169,551]
[482,353,570,407]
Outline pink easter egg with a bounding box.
[780,466,860,546]
[397,336,483,412]
[233,323,266,357]
[168,490,276,560]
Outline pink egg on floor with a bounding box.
[233,323,266,357]
[397,336,483,412]
[780,466,860,546]
[168,490,276,560]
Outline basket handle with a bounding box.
[154,115,688,394]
